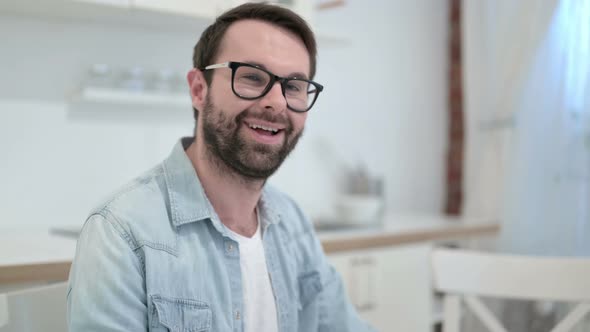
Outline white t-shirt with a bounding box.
[226,216,278,332]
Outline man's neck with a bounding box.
[186,140,263,238]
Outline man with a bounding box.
[67,3,374,331]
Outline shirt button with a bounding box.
[235,310,241,320]
[227,243,234,252]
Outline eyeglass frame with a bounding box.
[201,61,324,113]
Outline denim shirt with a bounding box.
[67,138,375,332]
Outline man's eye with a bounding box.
[240,74,265,83]
[245,74,261,81]
[238,73,269,88]
[286,82,302,92]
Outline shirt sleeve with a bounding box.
[67,213,148,331]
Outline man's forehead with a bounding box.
[214,20,310,75]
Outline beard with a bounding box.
[200,97,303,180]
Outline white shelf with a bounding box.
[72,87,188,107]
[67,87,192,119]
[0,0,348,45]
[0,0,213,31]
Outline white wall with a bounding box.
[0,0,448,228]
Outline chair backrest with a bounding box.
[0,282,67,332]
[431,248,590,332]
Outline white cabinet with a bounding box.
[97,0,315,22]
[73,0,129,7]
[132,0,313,24]
[1,0,313,25]
[328,244,433,332]
[129,0,317,38]
[1,0,331,46]
[132,0,217,18]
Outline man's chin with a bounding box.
[249,142,284,155]
[221,130,300,180]
[239,130,285,150]
[236,154,283,179]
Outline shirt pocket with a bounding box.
[150,294,212,332]
[297,270,323,310]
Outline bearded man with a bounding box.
[67,3,374,332]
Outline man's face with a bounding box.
[192,20,310,180]
[200,95,302,179]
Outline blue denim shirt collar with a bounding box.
[162,137,282,230]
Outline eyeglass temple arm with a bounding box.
[203,62,230,70]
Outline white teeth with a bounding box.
[249,123,279,133]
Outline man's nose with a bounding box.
[260,81,288,112]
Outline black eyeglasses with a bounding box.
[201,61,324,113]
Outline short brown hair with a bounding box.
[191,2,317,120]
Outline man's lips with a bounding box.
[244,119,286,133]
[242,121,285,143]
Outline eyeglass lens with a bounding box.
[233,65,317,111]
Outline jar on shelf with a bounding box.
[118,66,146,92]
[151,69,176,94]
[86,64,114,89]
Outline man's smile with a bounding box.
[243,120,286,145]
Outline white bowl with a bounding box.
[334,194,383,226]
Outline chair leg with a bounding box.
[464,296,508,332]
[550,303,590,332]
[443,295,461,332]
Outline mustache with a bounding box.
[235,108,293,134]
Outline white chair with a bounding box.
[0,282,68,332]
[431,248,590,332]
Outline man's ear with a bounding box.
[187,68,208,110]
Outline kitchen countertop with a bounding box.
[318,214,499,253]
[0,229,77,284]
[0,214,499,284]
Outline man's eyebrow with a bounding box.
[245,61,309,80]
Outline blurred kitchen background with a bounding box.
[0,0,450,228]
[0,0,589,331]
